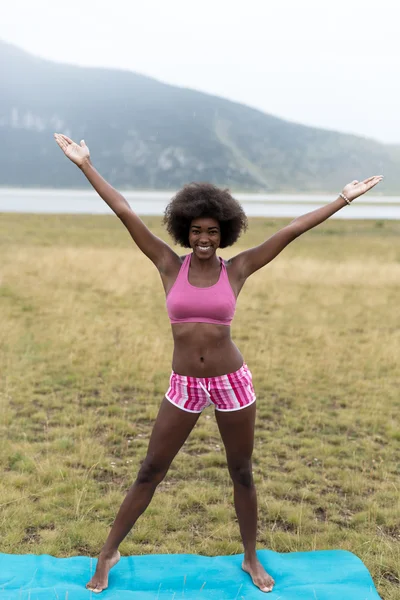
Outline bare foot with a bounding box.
[86,550,121,593]
[242,558,275,593]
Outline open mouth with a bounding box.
[197,246,211,252]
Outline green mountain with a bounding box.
[1,40,397,192]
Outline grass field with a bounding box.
[0,213,399,598]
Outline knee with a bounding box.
[136,457,168,486]
[228,461,254,488]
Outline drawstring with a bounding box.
[199,381,211,398]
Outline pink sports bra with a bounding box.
[166,254,236,326]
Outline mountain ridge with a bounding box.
[1,40,397,192]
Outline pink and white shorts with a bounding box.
[166,363,256,413]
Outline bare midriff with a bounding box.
[171,322,243,377]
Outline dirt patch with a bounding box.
[22,526,41,543]
[314,507,327,521]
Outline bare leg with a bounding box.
[215,403,275,593]
[86,397,200,593]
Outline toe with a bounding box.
[86,584,104,594]
[259,582,273,593]
[259,576,274,592]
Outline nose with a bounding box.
[199,235,210,244]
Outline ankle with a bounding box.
[244,550,258,564]
[100,547,118,559]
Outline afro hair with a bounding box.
[163,182,248,248]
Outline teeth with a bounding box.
[198,246,211,251]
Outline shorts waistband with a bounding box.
[170,363,249,384]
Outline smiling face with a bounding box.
[188,217,221,259]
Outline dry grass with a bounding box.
[0,213,399,598]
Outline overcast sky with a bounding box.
[2,0,399,144]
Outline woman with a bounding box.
[54,133,382,594]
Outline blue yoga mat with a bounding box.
[0,550,381,599]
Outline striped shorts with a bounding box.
[165,363,256,413]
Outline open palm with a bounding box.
[54,133,90,167]
[342,176,383,202]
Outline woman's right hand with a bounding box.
[54,133,90,168]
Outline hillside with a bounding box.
[1,40,398,192]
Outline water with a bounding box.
[1,188,400,220]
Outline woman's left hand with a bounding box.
[342,175,384,202]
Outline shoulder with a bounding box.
[223,255,240,275]
[160,253,188,296]
[222,255,247,296]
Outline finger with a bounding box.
[54,137,64,150]
[59,134,74,144]
[363,175,383,184]
[80,139,86,147]
[351,180,359,185]
[54,135,68,151]
[58,136,69,150]
[55,134,69,149]
[367,178,383,189]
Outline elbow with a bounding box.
[116,205,132,220]
[286,223,302,240]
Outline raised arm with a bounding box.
[54,133,179,273]
[230,176,383,280]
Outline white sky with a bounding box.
[2,0,399,144]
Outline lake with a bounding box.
[1,188,400,220]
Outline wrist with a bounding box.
[80,157,92,173]
[339,192,352,206]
